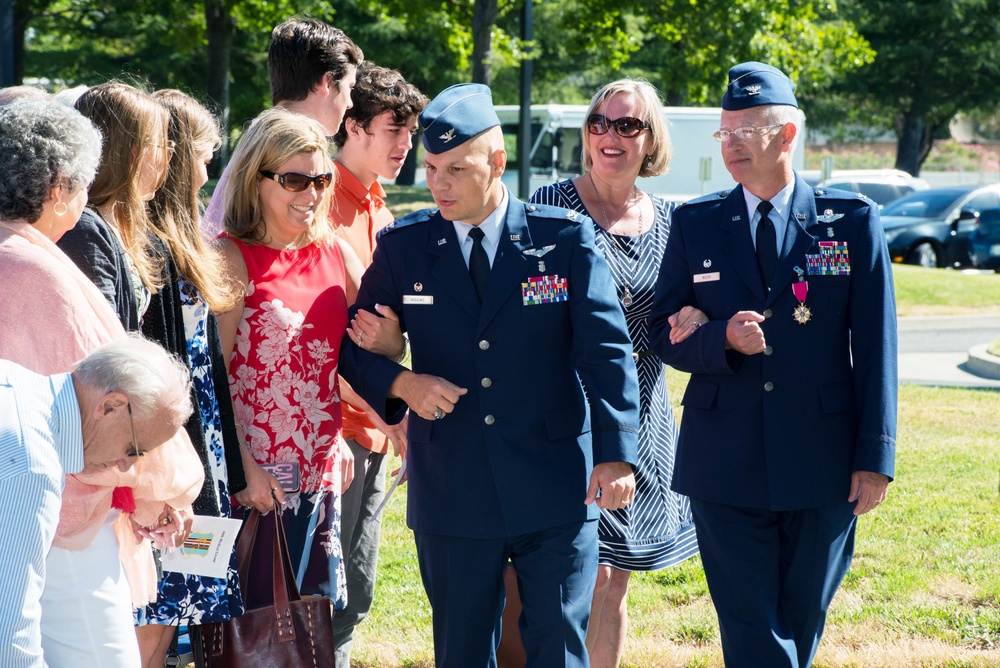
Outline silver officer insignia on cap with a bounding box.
[746,85,762,95]
[414,282,423,292]
[703,259,712,268]
[439,128,456,143]
[817,208,845,223]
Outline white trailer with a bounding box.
[495,104,806,202]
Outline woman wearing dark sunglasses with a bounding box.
[516,79,703,668]
[217,107,366,613]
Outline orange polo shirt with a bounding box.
[331,161,395,454]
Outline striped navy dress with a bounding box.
[531,179,699,571]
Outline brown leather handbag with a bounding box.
[199,503,335,667]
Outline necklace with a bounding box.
[590,173,644,307]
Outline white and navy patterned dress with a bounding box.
[135,280,243,625]
[531,179,699,571]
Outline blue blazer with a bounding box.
[649,175,897,510]
[339,193,640,539]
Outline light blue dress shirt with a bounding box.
[744,179,795,255]
[452,187,509,269]
[0,361,82,668]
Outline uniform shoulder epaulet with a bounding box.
[678,189,731,210]
[813,187,876,211]
[523,202,586,225]
[378,207,436,237]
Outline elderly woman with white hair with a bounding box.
[0,98,204,665]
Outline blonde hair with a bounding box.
[148,90,238,314]
[75,82,168,290]
[223,107,334,246]
[582,79,672,178]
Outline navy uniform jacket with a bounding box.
[649,175,897,510]
[339,194,640,539]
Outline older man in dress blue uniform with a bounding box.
[338,83,641,667]
[648,63,897,667]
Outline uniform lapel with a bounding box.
[477,196,532,335]
[721,186,767,302]
[427,211,481,320]
[767,175,818,305]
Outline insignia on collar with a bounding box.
[746,85,762,96]
[509,234,521,241]
[437,238,447,245]
[796,213,806,221]
[439,128,456,143]
[817,208,845,223]
[731,215,741,222]
[566,210,578,219]
[523,244,555,258]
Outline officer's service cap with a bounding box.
[721,62,798,110]
[420,83,501,154]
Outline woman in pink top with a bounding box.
[218,108,364,606]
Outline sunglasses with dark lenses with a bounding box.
[587,114,651,138]
[259,170,334,192]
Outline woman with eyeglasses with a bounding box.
[217,107,365,609]
[519,79,702,668]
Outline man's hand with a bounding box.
[667,305,709,345]
[585,462,636,510]
[849,470,890,516]
[726,310,767,354]
[389,370,467,421]
[340,441,356,493]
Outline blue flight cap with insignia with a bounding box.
[721,62,798,110]
[420,83,501,154]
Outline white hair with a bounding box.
[761,105,805,151]
[73,335,193,425]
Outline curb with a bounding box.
[967,344,1000,380]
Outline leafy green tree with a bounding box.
[824,0,1000,175]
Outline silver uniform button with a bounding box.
[484,415,495,425]
[478,339,490,350]
[481,377,492,388]
[764,382,774,392]
[763,309,773,319]
[764,346,773,356]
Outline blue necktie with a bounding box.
[755,200,777,290]
[468,227,490,302]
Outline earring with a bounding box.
[645,155,653,166]
[54,202,68,216]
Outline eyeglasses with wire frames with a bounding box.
[712,124,786,142]
[586,114,651,139]
[259,170,334,193]
[157,140,176,157]
[126,404,143,458]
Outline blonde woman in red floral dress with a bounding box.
[217,107,365,604]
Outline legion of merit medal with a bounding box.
[792,279,811,324]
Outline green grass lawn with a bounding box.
[349,186,1000,667]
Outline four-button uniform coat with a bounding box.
[339,192,641,539]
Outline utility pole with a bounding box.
[517,0,534,199]
[0,0,14,86]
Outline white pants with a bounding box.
[41,511,140,667]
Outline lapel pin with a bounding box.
[414,282,423,292]
[703,259,712,268]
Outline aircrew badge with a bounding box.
[817,208,845,223]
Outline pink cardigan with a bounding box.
[0,219,204,605]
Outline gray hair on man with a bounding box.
[73,335,193,425]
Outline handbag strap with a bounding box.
[270,495,303,642]
[235,505,262,584]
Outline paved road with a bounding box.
[897,314,1000,389]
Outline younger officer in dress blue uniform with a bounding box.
[338,84,641,667]
[648,63,898,667]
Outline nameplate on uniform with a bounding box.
[805,241,851,275]
[693,272,721,283]
[403,295,434,305]
[522,274,569,305]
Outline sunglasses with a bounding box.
[259,170,334,192]
[126,404,143,458]
[587,114,650,139]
